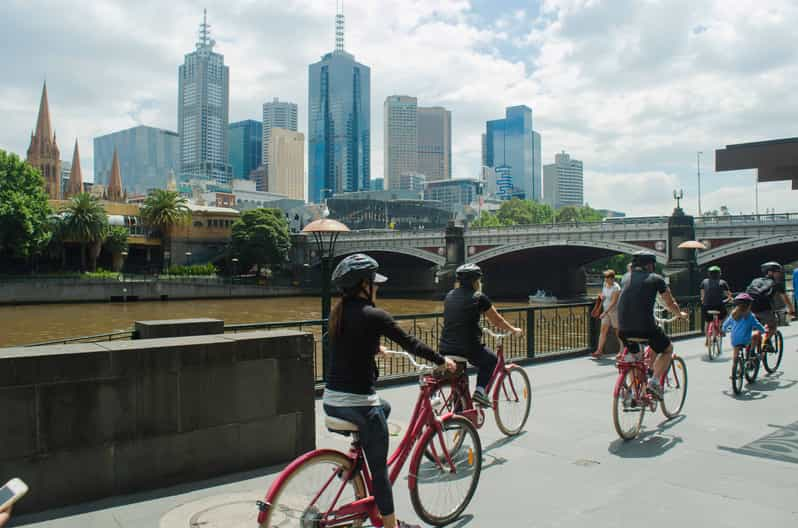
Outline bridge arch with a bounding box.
[468,239,667,265]
[698,234,798,266]
[332,247,445,266]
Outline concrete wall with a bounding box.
[0,279,304,305]
[0,329,315,513]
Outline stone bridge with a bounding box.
[292,212,798,298]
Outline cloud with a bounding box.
[0,0,796,216]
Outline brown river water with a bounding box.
[0,296,540,348]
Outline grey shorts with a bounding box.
[754,310,777,329]
[601,310,618,328]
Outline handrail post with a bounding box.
[526,307,535,359]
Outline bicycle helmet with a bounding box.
[631,250,656,267]
[761,261,783,274]
[733,293,754,305]
[455,263,483,282]
[332,253,387,291]
[708,265,721,273]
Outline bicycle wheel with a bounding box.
[410,415,482,526]
[744,344,760,383]
[612,369,645,440]
[731,348,744,395]
[259,451,366,528]
[493,364,532,436]
[763,331,783,373]
[661,356,687,418]
[710,335,722,360]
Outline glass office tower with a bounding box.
[484,105,542,201]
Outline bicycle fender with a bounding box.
[258,448,351,524]
[407,413,455,489]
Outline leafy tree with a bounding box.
[104,226,129,272]
[470,211,504,227]
[62,193,108,271]
[555,205,604,223]
[719,205,730,216]
[140,189,190,268]
[0,150,52,266]
[231,208,291,272]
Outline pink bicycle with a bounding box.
[256,351,483,527]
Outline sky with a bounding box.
[1,0,796,216]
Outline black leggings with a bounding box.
[469,345,499,390]
[323,400,393,516]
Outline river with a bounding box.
[1,296,537,348]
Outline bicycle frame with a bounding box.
[258,373,457,527]
[613,346,676,400]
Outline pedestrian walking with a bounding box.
[592,269,621,359]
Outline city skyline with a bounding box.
[2,1,797,215]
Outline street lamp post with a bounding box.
[696,151,703,217]
[302,217,350,380]
[185,251,192,267]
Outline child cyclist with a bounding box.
[722,293,766,351]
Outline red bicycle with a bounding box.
[612,338,688,440]
[431,328,532,436]
[256,351,483,527]
[705,309,723,360]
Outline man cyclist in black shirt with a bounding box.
[746,261,795,341]
[700,265,732,345]
[439,263,522,408]
[617,251,687,399]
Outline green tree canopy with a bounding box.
[0,150,52,263]
[555,204,604,223]
[104,226,129,255]
[140,189,190,237]
[231,208,291,272]
[473,200,608,227]
[62,193,109,271]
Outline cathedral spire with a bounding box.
[27,81,61,199]
[66,139,84,198]
[35,82,53,143]
[106,147,124,202]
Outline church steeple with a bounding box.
[65,139,84,198]
[26,81,61,199]
[106,147,124,202]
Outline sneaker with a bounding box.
[647,379,663,400]
[398,521,422,528]
[472,390,492,408]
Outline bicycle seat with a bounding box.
[624,337,648,344]
[446,355,469,363]
[707,310,721,315]
[325,416,359,436]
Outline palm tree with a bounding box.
[62,193,108,271]
[140,189,190,270]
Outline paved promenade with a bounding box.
[11,327,798,527]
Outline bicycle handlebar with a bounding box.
[380,350,438,374]
[481,327,513,339]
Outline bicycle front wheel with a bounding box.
[731,349,744,395]
[763,331,783,373]
[612,369,645,440]
[661,356,687,418]
[410,415,482,526]
[259,451,366,528]
[745,345,760,383]
[710,335,722,360]
[493,365,532,436]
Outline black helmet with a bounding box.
[761,261,783,274]
[631,250,656,267]
[456,263,483,282]
[332,254,387,291]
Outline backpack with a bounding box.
[746,277,774,309]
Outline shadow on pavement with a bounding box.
[718,421,798,464]
[722,388,767,401]
[445,513,475,527]
[700,354,731,364]
[607,415,686,458]
[479,431,528,472]
[750,372,798,392]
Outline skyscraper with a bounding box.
[384,95,418,189]
[94,125,179,194]
[228,120,262,180]
[484,105,542,201]
[544,151,584,209]
[308,7,370,202]
[178,10,232,188]
[262,98,298,191]
[417,106,451,181]
[268,128,305,202]
[26,82,61,199]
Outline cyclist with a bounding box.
[439,263,522,408]
[700,265,732,346]
[617,251,687,399]
[323,254,456,528]
[746,261,796,343]
[722,293,765,351]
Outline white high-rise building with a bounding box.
[268,128,305,202]
[262,98,298,191]
[543,151,584,209]
[178,10,232,187]
[384,95,418,189]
